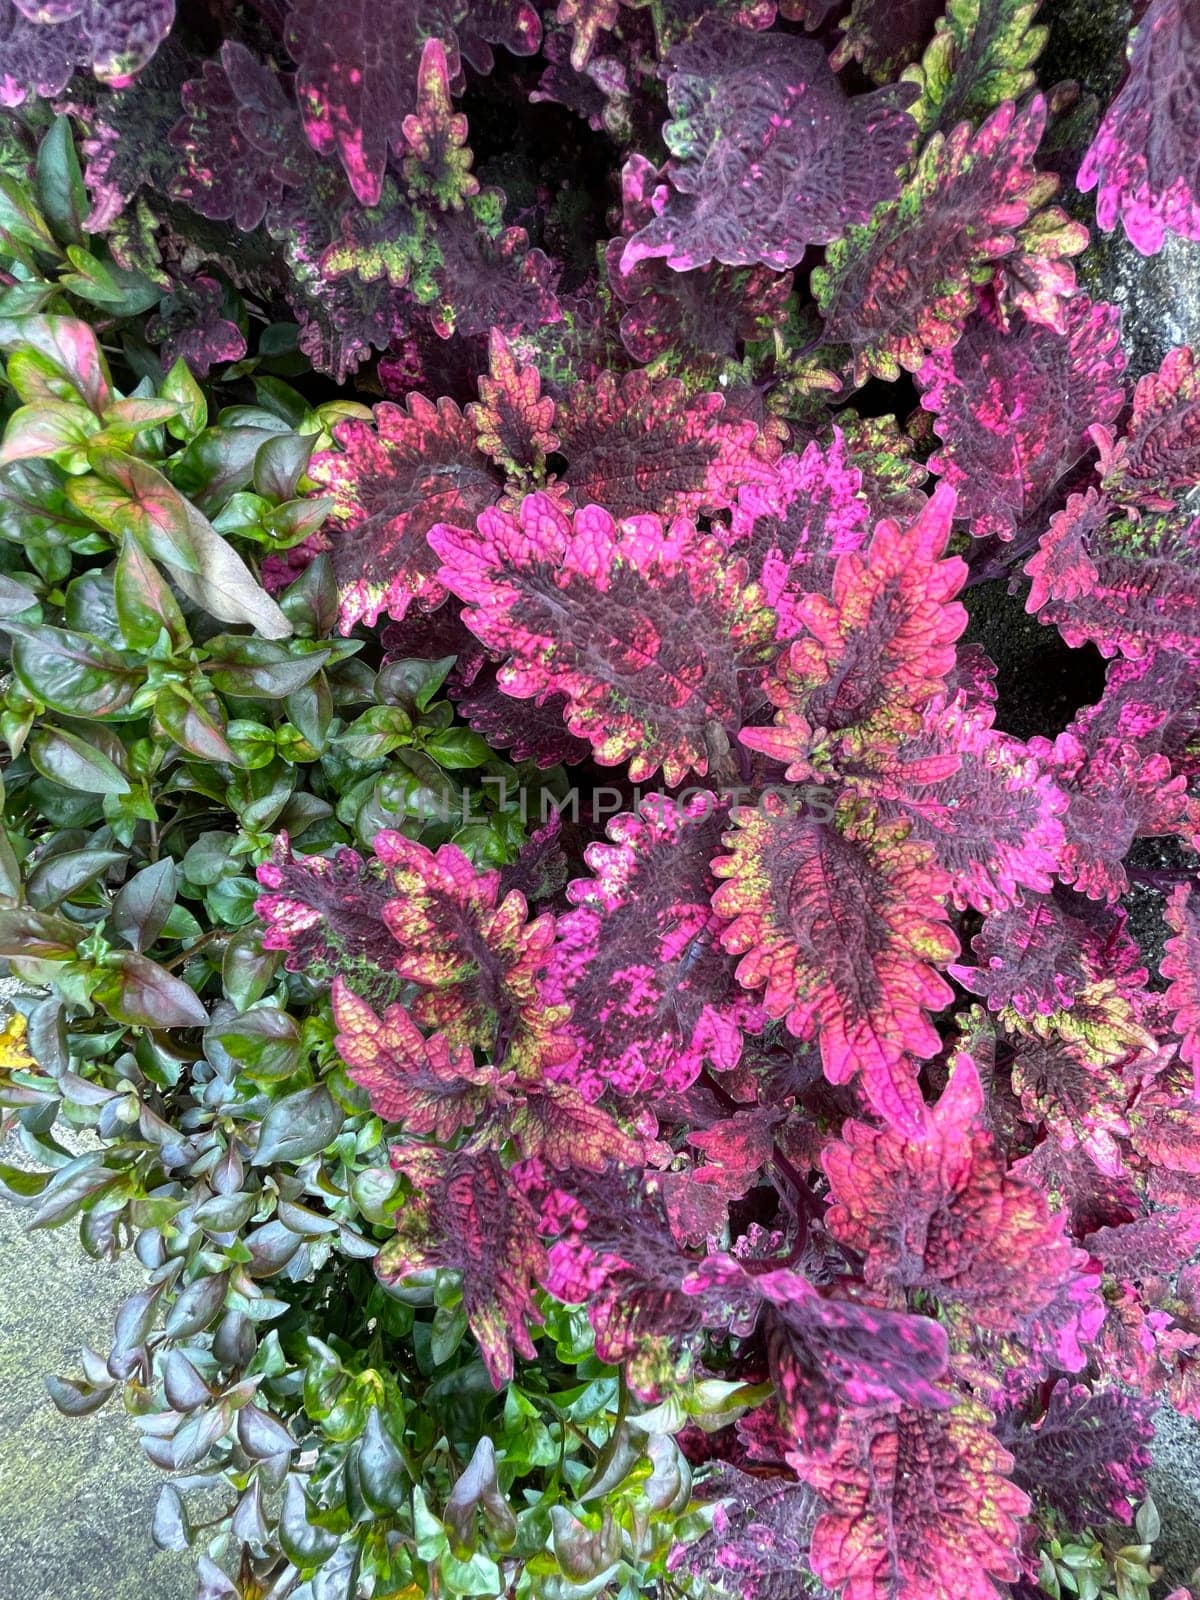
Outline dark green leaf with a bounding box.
[252,1085,344,1167]
[6,621,141,717]
[254,431,314,503]
[93,950,209,1028]
[153,681,239,765]
[28,725,130,795]
[109,859,178,952]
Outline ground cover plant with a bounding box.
[2,1,1200,1598]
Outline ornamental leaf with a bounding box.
[712,799,958,1131]
[0,0,173,96]
[900,0,1048,134]
[950,888,1147,1018]
[1070,648,1200,778]
[0,2,84,105]
[1003,1384,1155,1528]
[551,368,781,521]
[1077,0,1200,254]
[430,493,780,786]
[823,1054,1086,1329]
[796,1402,1030,1600]
[1163,883,1200,1083]
[1026,489,1200,661]
[379,1146,546,1387]
[254,835,396,988]
[917,294,1125,540]
[86,0,174,86]
[467,329,558,477]
[283,0,462,205]
[814,96,1087,384]
[306,396,501,632]
[332,979,507,1139]
[1098,344,1200,511]
[832,0,944,80]
[554,0,618,70]
[401,36,478,211]
[671,1466,822,1600]
[456,679,589,768]
[722,431,873,630]
[743,484,966,761]
[373,832,575,1080]
[871,694,1066,913]
[547,793,764,1100]
[620,22,917,272]
[606,154,794,366]
[426,195,561,340]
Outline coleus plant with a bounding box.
[1,7,1200,1600]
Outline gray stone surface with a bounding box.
[1151,1408,1200,1592]
[0,1150,192,1600]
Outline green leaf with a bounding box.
[278,1476,341,1569]
[337,704,414,760]
[161,358,207,441]
[253,431,314,503]
[69,449,203,572]
[36,117,88,248]
[93,950,209,1028]
[252,1084,344,1166]
[59,246,161,315]
[0,172,59,265]
[212,1005,301,1084]
[28,725,130,794]
[6,621,142,716]
[0,315,112,414]
[0,400,98,469]
[109,859,178,952]
[205,637,332,699]
[422,726,492,770]
[114,536,189,652]
[0,907,79,958]
[153,681,239,765]
[222,926,281,1010]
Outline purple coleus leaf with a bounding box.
[401,36,479,211]
[1097,344,1200,512]
[254,834,397,987]
[551,367,782,520]
[1163,883,1200,1088]
[306,395,501,632]
[86,0,174,85]
[1077,0,1200,254]
[1003,1383,1156,1528]
[606,154,794,366]
[1029,729,1192,900]
[950,888,1147,1018]
[379,1146,546,1387]
[283,0,463,206]
[1025,488,1200,661]
[620,21,916,272]
[824,1054,1089,1330]
[1070,648,1200,779]
[0,0,84,104]
[830,0,945,80]
[430,492,780,785]
[669,1466,823,1600]
[144,274,247,377]
[456,678,589,769]
[815,96,1088,383]
[685,1253,951,1452]
[917,293,1126,541]
[713,796,958,1132]
[546,792,765,1100]
[1,0,172,95]
[427,196,562,340]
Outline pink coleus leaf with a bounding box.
[1010,1037,1132,1177]
[1070,648,1200,778]
[1099,344,1200,512]
[950,888,1147,1018]
[254,834,395,988]
[1077,0,1200,254]
[722,430,873,628]
[743,484,966,765]
[283,0,462,206]
[401,36,479,212]
[379,1146,545,1387]
[795,1401,1030,1600]
[1085,1208,1200,1275]
[1027,491,1200,661]
[373,831,575,1081]
[306,395,501,632]
[1028,730,1191,900]
[552,368,781,520]
[917,293,1125,541]
[466,328,559,477]
[867,693,1065,913]
[1163,882,1200,1086]
[606,153,794,366]
[332,978,509,1140]
[669,1466,823,1600]
[815,96,1088,383]
[621,21,916,272]
[547,792,765,1100]
[712,796,958,1131]
[430,492,780,786]
[823,1054,1088,1329]
[554,0,618,70]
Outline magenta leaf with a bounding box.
[1078,0,1200,254]
[254,834,396,989]
[547,792,764,1100]
[88,0,174,86]
[1098,344,1200,511]
[917,293,1126,540]
[621,22,916,272]
[797,1402,1030,1600]
[831,0,944,80]
[379,1146,546,1387]
[1163,883,1200,1085]
[713,797,958,1131]
[306,395,501,632]
[401,36,479,211]
[824,1055,1088,1329]
[430,492,780,785]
